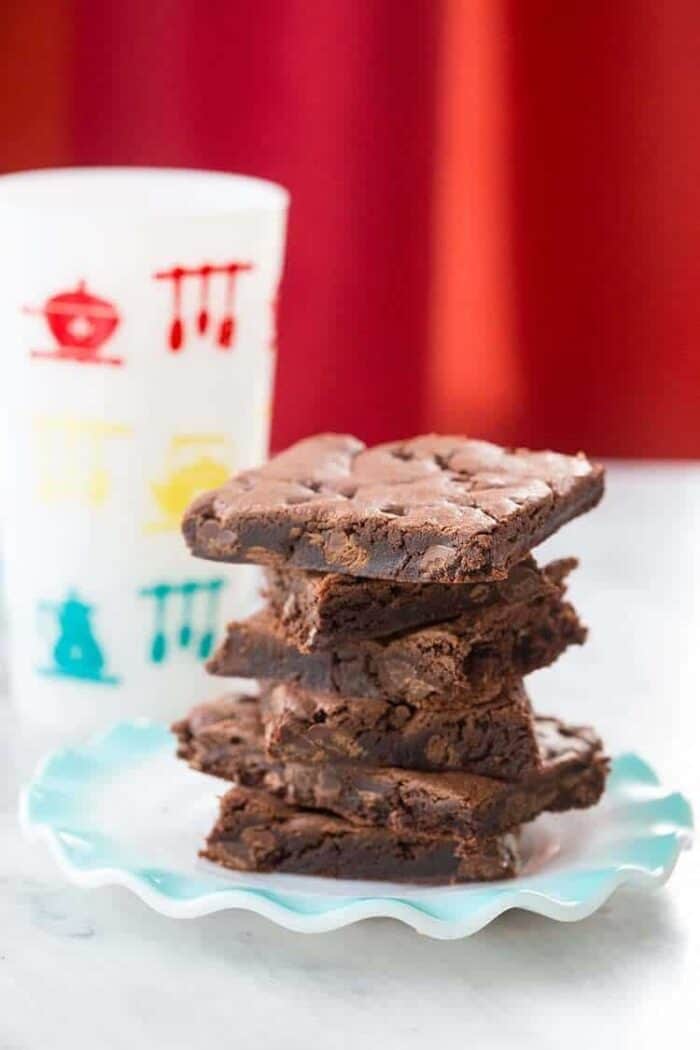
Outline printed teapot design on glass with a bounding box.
[23,280,123,366]
[37,589,120,685]
[146,433,234,533]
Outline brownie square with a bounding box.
[265,553,567,651]
[261,680,541,778]
[173,694,272,786]
[202,785,521,884]
[207,559,585,705]
[173,693,608,837]
[183,433,604,582]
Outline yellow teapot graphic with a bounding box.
[147,434,233,532]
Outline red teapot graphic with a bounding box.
[24,280,123,366]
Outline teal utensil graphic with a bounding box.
[178,581,198,648]
[19,726,693,938]
[37,590,119,685]
[139,578,225,665]
[139,583,172,664]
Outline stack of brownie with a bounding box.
[174,434,609,884]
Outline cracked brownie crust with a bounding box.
[183,433,604,582]
[261,680,541,778]
[174,694,608,837]
[208,559,585,704]
[202,786,521,884]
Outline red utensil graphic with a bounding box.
[23,281,122,366]
[153,262,253,353]
[169,267,184,351]
[197,264,212,335]
[217,264,239,349]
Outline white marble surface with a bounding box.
[1,464,698,1049]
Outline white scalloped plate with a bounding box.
[19,720,693,939]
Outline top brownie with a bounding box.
[183,433,604,583]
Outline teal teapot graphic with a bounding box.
[39,590,119,684]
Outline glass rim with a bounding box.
[0,166,290,218]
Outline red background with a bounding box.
[3,0,699,456]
